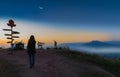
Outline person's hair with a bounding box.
[29,35,36,42]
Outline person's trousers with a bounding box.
[28,54,35,66]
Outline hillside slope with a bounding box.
[0,49,115,77]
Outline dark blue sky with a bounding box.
[0,0,120,24]
[1,0,120,44]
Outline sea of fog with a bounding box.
[60,44,120,58]
[11,43,120,58]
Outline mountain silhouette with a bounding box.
[61,40,120,48]
[82,40,119,47]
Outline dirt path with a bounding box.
[0,49,115,77]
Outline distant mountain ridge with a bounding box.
[62,40,120,48]
[105,41,120,45]
[82,40,120,47]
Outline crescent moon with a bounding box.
[39,6,44,10]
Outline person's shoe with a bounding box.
[32,64,35,67]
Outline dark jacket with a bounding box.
[27,39,36,54]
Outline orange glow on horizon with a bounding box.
[0,32,110,47]
[0,19,112,47]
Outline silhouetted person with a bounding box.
[27,35,36,68]
[54,40,57,49]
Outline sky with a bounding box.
[0,0,120,47]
